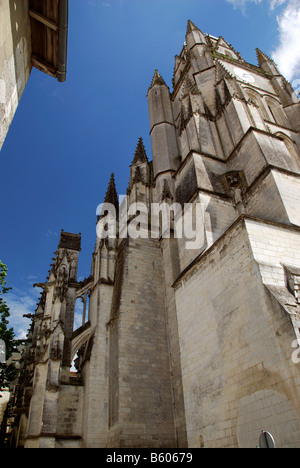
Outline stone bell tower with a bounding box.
[146,20,300,448]
[147,20,300,268]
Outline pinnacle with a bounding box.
[161,179,172,201]
[186,19,199,35]
[131,137,148,165]
[186,19,207,39]
[104,173,119,210]
[148,69,167,91]
[256,48,273,67]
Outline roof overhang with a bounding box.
[29,0,69,82]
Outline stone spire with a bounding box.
[104,173,119,212]
[147,66,179,176]
[131,137,148,165]
[256,47,295,105]
[185,19,207,49]
[148,69,168,93]
[256,48,273,68]
[256,47,281,77]
[186,19,201,36]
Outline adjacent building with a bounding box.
[0,0,69,150]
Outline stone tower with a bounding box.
[12,21,300,448]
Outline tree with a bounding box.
[0,261,18,391]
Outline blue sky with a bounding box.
[1,0,300,338]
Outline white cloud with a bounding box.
[270,0,287,9]
[271,0,300,81]
[87,1,111,6]
[6,287,85,340]
[5,288,42,340]
[226,0,300,82]
[45,229,58,237]
[226,0,285,10]
[25,275,38,281]
[226,0,262,12]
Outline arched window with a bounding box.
[246,88,269,121]
[245,88,269,130]
[74,297,84,331]
[275,132,300,164]
[264,96,289,127]
[74,293,90,332]
[70,321,91,377]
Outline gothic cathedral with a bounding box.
[12,21,300,448]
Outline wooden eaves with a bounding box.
[29,0,69,82]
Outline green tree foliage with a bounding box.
[0,261,18,391]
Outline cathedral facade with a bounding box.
[12,21,300,448]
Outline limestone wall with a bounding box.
[108,237,176,448]
[81,284,113,448]
[174,217,300,448]
[55,384,84,448]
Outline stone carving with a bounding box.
[69,253,78,280]
[55,264,69,302]
[50,335,63,361]
[35,319,51,362]
[161,179,173,202]
[284,265,300,304]
[222,171,248,210]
